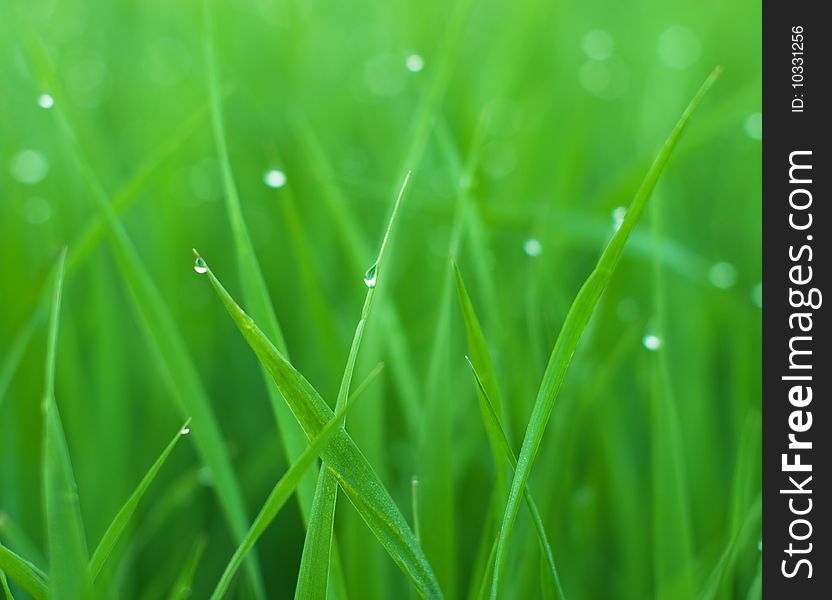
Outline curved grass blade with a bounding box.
[167,535,207,600]
[210,363,383,600]
[1,569,11,600]
[198,255,442,599]
[0,309,41,411]
[296,173,410,600]
[490,68,722,597]
[89,418,192,580]
[18,31,267,598]
[0,543,46,600]
[463,357,564,599]
[452,261,565,598]
[40,249,94,598]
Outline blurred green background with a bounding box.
[1,0,760,598]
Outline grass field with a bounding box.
[1,0,761,598]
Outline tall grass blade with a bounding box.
[296,173,410,600]
[89,418,192,580]
[18,31,266,599]
[490,68,722,597]
[463,357,564,599]
[198,255,442,599]
[1,568,12,600]
[0,310,40,410]
[167,535,207,600]
[0,543,46,600]
[202,13,334,589]
[210,363,382,600]
[40,248,94,598]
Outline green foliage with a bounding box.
[0,0,761,597]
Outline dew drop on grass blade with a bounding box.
[490,68,722,598]
[296,173,410,600]
[198,254,442,599]
[89,418,192,580]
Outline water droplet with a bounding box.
[751,282,763,308]
[582,30,615,61]
[709,262,737,289]
[523,238,542,257]
[643,334,662,351]
[744,112,762,141]
[263,169,287,189]
[405,54,424,72]
[10,150,49,185]
[180,426,191,435]
[363,263,378,288]
[657,26,701,70]
[38,93,55,109]
[611,206,627,230]
[757,538,762,552]
[194,257,208,274]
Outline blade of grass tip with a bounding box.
[296,172,410,600]
[463,357,564,600]
[452,261,516,600]
[41,248,94,598]
[19,31,267,599]
[490,67,722,598]
[167,535,208,600]
[210,363,383,600]
[290,114,422,445]
[89,418,192,580]
[197,254,442,599]
[0,543,46,600]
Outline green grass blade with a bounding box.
[0,309,41,411]
[452,261,565,598]
[463,357,564,599]
[1,568,12,600]
[198,255,442,599]
[41,248,94,598]
[167,535,207,600]
[0,543,46,600]
[19,31,266,598]
[451,261,506,466]
[210,364,382,600]
[89,418,192,580]
[296,173,410,600]
[202,1,331,556]
[490,68,722,597]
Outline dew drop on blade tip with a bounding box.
[363,263,378,288]
[180,426,191,435]
[194,257,208,274]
